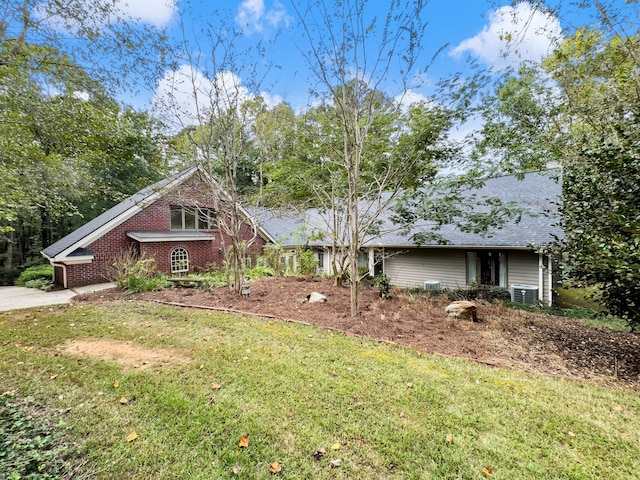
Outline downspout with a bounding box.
[538,252,544,304]
[547,254,553,307]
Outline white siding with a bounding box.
[507,251,540,288]
[384,248,549,304]
[384,249,467,289]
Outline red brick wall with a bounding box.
[63,172,267,287]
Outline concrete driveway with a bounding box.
[0,283,115,312]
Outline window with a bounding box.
[317,250,324,273]
[171,247,189,274]
[170,206,216,230]
[466,251,507,287]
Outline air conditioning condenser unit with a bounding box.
[423,280,441,291]
[510,284,538,305]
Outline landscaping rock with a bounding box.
[307,292,327,303]
[445,300,478,322]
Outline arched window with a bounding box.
[171,247,189,274]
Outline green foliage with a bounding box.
[245,265,275,279]
[475,21,640,330]
[105,249,168,294]
[261,244,287,277]
[198,266,275,291]
[0,268,20,286]
[0,394,75,479]
[0,42,167,269]
[24,278,54,292]
[295,247,318,276]
[15,265,53,286]
[375,274,391,299]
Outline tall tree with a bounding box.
[290,0,434,316]
[476,2,640,328]
[0,44,166,269]
[1,0,169,94]
[157,10,272,294]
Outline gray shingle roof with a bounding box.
[260,169,563,249]
[42,167,197,259]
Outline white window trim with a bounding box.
[171,247,189,274]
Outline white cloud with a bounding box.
[261,92,283,109]
[115,0,177,27]
[450,3,563,71]
[37,0,177,31]
[153,65,282,131]
[235,0,291,35]
[72,91,90,101]
[394,89,430,109]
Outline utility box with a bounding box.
[510,284,538,305]
[423,280,441,291]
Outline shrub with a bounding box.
[0,267,20,286]
[198,270,228,291]
[198,266,276,291]
[25,278,54,291]
[15,265,53,286]
[105,248,168,294]
[261,244,287,277]
[295,248,318,276]
[375,274,391,299]
[245,265,275,279]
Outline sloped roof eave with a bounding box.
[41,167,200,260]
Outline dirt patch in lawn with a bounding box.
[74,276,640,388]
[59,339,190,370]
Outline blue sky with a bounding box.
[96,1,617,123]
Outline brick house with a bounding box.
[41,167,272,288]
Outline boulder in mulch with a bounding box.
[445,301,478,322]
[307,292,328,303]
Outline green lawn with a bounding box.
[1,301,639,479]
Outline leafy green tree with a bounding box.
[550,29,640,329]
[1,0,169,94]
[475,7,640,328]
[0,44,166,269]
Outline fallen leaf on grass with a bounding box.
[399,411,405,418]
[239,434,250,448]
[232,466,241,474]
[119,397,128,405]
[126,431,138,442]
[330,459,342,468]
[613,405,625,413]
[406,382,413,388]
[331,443,340,450]
[445,434,453,443]
[269,461,281,474]
[50,374,58,380]
[313,448,327,459]
[211,383,222,390]
[112,380,119,388]
[482,466,494,477]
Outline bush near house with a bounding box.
[15,265,53,288]
[104,249,169,294]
